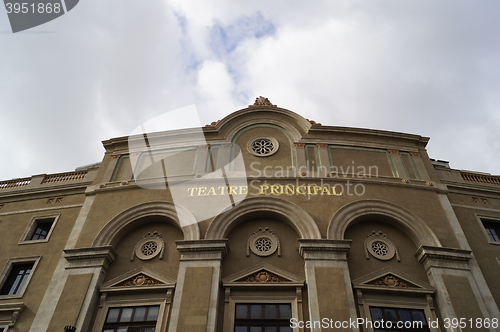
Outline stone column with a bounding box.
[298,239,359,332]
[168,240,228,332]
[410,151,431,181]
[294,143,308,176]
[102,154,122,183]
[387,149,407,178]
[415,246,499,332]
[316,144,330,177]
[193,145,210,175]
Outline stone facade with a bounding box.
[0,103,499,332]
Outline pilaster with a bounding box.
[387,149,406,178]
[316,144,330,177]
[168,239,229,332]
[298,239,359,332]
[415,246,498,332]
[294,143,308,175]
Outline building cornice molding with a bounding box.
[64,246,117,270]
[176,239,229,261]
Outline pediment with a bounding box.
[352,267,434,294]
[222,263,305,286]
[100,267,176,293]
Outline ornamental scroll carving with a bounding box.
[116,274,163,287]
[364,231,400,262]
[237,270,288,283]
[247,228,281,257]
[131,231,165,261]
[250,96,276,107]
[367,275,416,288]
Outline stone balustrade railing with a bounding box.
[461,171,500,186]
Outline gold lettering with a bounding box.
[229,186,238,195]
[321,186,331,195]
[218,186,226,195]
[297,185,306,194]
[270,185,280,195]
[331,186,342,196]
[260,185,269,194]
[239,186,248,195]
[207,187,217,195]
[187,188,196,196]
[197,187,207,196]
[285,185,295,194]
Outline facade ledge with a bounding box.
[64,246,117,270]
[176,239,229,261]
[0,302,25,327]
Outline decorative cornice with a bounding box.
[64,246,117,270]
[415,245,472,272]
[176,239,229,261]
[298,239,352,261]
[0,303,25,327]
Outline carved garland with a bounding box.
[131,231,165,261]
[116,274,163,287]
[247,228,281,257]
[239,271,288,283]
[367,275,416,288]
[364,231,400,262]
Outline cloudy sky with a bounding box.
[1,0,499,180]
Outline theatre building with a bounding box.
[0,98,499,332]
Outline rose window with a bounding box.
[247,137,279,157]
[251,139,275,155]
[255,237,273,252]
[371,241,389,256]
[141,241,158,256]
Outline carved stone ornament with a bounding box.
[131,231,165,261]
[250,96,276,107]
[238,270,288,283]
[367,275,416,288]
[247,136,279,157]
[116,274,163,287]
[247,228,281,257]
[364,231,400,262]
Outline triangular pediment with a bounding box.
[100,267,176,293]
[352,267,434,294]
[222,263,305,286]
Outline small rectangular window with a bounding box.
[369,306,430,331]
[19,215,59,244]
[234,303,292,332]
[0,262,34,295]
[102,305,160,332]
[482,219,500,242]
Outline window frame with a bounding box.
[0,256,41,299]
[361,299,435,332]
[92,299,167,332]
[227,295,299,332]
[476,215,500,246]
[18,214,60,245]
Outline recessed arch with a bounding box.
[93,201,200,247]
[205,196,321,240]
[327,199,441,247]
